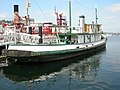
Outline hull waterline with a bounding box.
[6,40,107,63]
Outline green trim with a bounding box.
[10,43,77,46]
[32,48,85,56]
[54,31,102,36]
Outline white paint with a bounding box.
[8,34,106,52]
[79,16,85,33]
[8,44,85,52]
[78,35,84,43]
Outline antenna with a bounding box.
[68,0,72,41]
[54,7,59,26]
[54,6,57,13]
[95,8,98,24]
[26,0,30,25]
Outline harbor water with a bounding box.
[0,36,120,90]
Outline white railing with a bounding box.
[18,33,41,45]
[0,33,41,46]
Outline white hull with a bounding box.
[8,35,106,52]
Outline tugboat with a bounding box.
[2,0,107,63]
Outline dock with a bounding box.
[0,56,8,67]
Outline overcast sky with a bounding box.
[0,0,120,32]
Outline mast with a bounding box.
[95,8,98,24]
[55,7,59,26]
[26,0,29,25]
[95,8,98,41]
[68,0,72,42]
[69,0,72,34]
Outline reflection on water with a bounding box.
[0,49,105,90]
[1,36,120,90]
[3,54,102,82]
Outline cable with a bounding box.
[0,17,13,20]
[34,0,49,21]
[74,0,93,10]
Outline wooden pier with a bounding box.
[2,49,31,57]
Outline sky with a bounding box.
[0,0,120,33]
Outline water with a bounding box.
[0,36,120,90]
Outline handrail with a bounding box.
[0,33,41,46]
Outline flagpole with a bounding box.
[69,0,71,34]
[26,0,29,25]
[95,8,98,24]
[69,0,72,41]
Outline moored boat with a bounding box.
[2,0,107,63]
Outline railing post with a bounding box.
[29,27,32,34]
[39,26,42,43]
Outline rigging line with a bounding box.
[0,17,13,20]
[34,0,49,21]
[74,0,93,10]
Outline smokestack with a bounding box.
[14,5,19,12]
[14,5,20,24]
[79,15,85,33]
